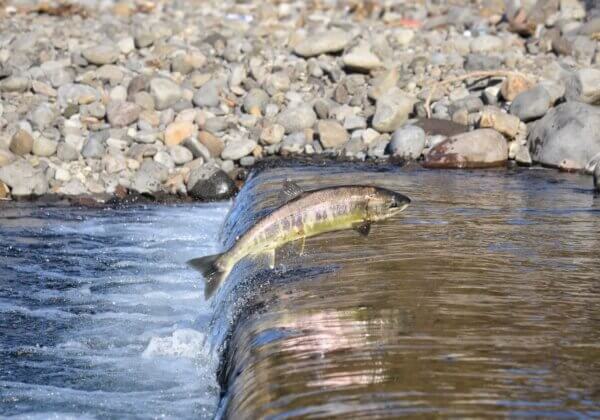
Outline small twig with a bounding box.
[424,70,533,119]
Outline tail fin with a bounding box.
[187,254,226,299]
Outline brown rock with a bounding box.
[501,74,534,101]
[198,130,224,157]
[0,181,9,199]
[424,129,508,168]
[479,106,520,139]
[164,121,195,146]
[317,120,349,149]
[10,130,34,156]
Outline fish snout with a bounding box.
[391,192,411,210]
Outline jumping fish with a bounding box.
[188,181,411,298]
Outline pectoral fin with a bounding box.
[353,221,371,236]
[278,180,304,203]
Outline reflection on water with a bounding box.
[215,164,600,418]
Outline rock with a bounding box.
[57,84,101,108]
[82,45,120,65]
[32,136,58,157]
[513,141,533,166]
[369,68,399,100]
[82,136,105,159]
[154,151,175,169]
[509,85,551,122]
[277,105,317,133]
[424,129,508,168]
[0,149,16,167]
[183,137,212,160]
[193,79,223,108]
[470,35,503,53]
[0,76,30,93]
[58,179,88,196]
[281,132,306,154]
[342,44,383,71]
[187,165,237,200]
[130,160,169,194]
[140,160,169,182]
[317,120,349,149]
[243,88,269,116]
[10,130,34,155]
[372,89,414,132]
[169,145,194,165]
[0,160,48,196]
[538,80,565,104]
[30,103,57,130]
[198,131,225,157]
[293,29,352,57]
[388,126,426,159]
[367,137,389,159]
[501,74,534,101]
[106,101,141,127]
[221,138,257,160]
[165,121,195,146]
[0,181,9,199]
[479,106,521,138]
[57,143,79,162]
[343,138,366,158]
[529,102,600,170]
[565,69,600,105]
[260,124,285,145]
[150,78,183,110]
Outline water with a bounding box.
[0,203,230,419]
[1,164,600,419]
[212,164,600,418]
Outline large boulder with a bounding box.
[0,160,48,196]
[424,129,508,168]
[528,102,600,170]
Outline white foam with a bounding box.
[143,329,208,359]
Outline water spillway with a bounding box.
[210,163,600,418]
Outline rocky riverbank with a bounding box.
[0,0,599,202]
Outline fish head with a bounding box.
[367,187,411,220]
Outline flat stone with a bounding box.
[293,29,352,57]
[106,101,141,127]
[342,44,383,71]
[529,102,600,170]
[82,44,120,65]
[0,76,30,93]
[221,138,257,160]
[317,120,349,149]
[424,129,508,168]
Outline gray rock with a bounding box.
[470,35,503,53]
[29,103,57,130]
[342,44,383,71]
[58,179,88,196]
[0,149,16,167]
[57,143,80,162]
[372,89,414,132]
[243,88,269,115]
[260,123,285,145]
[139,160,169,182]
[529,102,600,170]
[0,160,48,196]
[317,120,349,149]
[277,105,317,133]
[131,170,162,194]
[106,101,141,127]
[32,136,58,157]
[168,145,194,165]
[57,84,101,108]
[183,137,212,160]
[509,86,551,122]
[388,126,426,159]
[193,79,224,108]
[221,138,257,160]
[150,78,183,110]
[281,132,306,154]
[367,137,389,159]
[154,151,175,169]
[81,102,106,119]
[10,130,33,156]
[82,45,120,65]
[187,165,237,200]
[342,138,366,157]
[82,136,105,159]
[424,129,508,168]
[565,68,600,104]
[293,29,352,57]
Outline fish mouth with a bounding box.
[390,193,411,210]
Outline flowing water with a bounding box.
[0,203,229,419]
[1,163,600,419]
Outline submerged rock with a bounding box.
[424,129,508,168]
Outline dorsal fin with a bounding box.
[278,180,304,203]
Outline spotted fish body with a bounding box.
[188,183,411,298]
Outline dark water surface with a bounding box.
[213,164,600,418]
[1,164,599,419]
